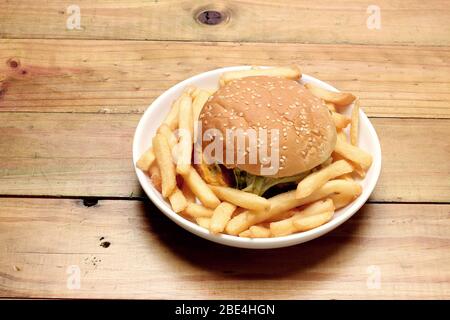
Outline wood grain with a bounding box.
[0,198,448,299]
[1,40,450,118]
[1,1,450,46]
[0,113,449,202]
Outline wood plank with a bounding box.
[0,113,449,202]
[0,199,448,299]
[0,1,450,46]
[1,40,450,118]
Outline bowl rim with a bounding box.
[133,66,382,249]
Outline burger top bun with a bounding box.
[199,76,337,178]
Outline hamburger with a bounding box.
[197,75,337,196]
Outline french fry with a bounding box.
[184,86,197,97]
[163,97,181,130]
[320,157,333,169]
[192,90,211,140]
[325,102,336,112]
[158,124,177,148]
[153,133,176,197]
[329,192,359,209]
[209,185,270,211]
[334,135,373,171]
[185,203,214,217]
[270,199,334,236]
[196,217,211,229]
[176,95,194,175]
[149,164,162,193]
[337,173,354,181]
[249,225,271,238]
[192,90,211,123]
[169,187,188,213]
[239,230,252,238]
[265,210,295,223]
[220,65,301,86]
[136,147,155,171]
[210,202,237,233]
[296,160,354,199]
[337,130,348,142]
[333,151,366,178]
[190,87,201,99]
[292,211,333,232]
[182,167,220,209]
[332,112,351,130]
[350,99,360,146]
[181,181,196,203]
[305,83,356,107]
[226,180,361,235]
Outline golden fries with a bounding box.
[153,133,176,197]
[270,199,334,236]
[332,112,351,130]
[350,99,360,146]
[158,124,177,148]
[337,173,354,181]
[337,130,348,142]
[239,230,252,238]
[334,135,373,171]
[136,147,156,172]
[292,211,333,232]
[296,160,353,199]
[325,102,336,112]
[210,202,237,233]
[239,226,272,238]
[182,167,220,209]
[196,217,211,229]
[329,192,360,209]
[220,65,301,86]
[226,180,361,235]
[321,157,333,168]
[176,95,194,175]
[249,225,271,238]
[169,188,188,213]
[209,185,270,211]
[181,181,196,203]
[163,97,181,130]
[305,83,356,107]
[185,203,214,217]
[192,90,211,139]
[149,164,162,193]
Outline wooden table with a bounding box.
[0,1,449,300]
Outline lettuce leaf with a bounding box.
[233,168,310,196]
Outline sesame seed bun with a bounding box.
[199,76,337,178]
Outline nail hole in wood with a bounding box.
[83,198,98,207]
[196,10,226,25]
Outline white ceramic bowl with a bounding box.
[133,66,382,249]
